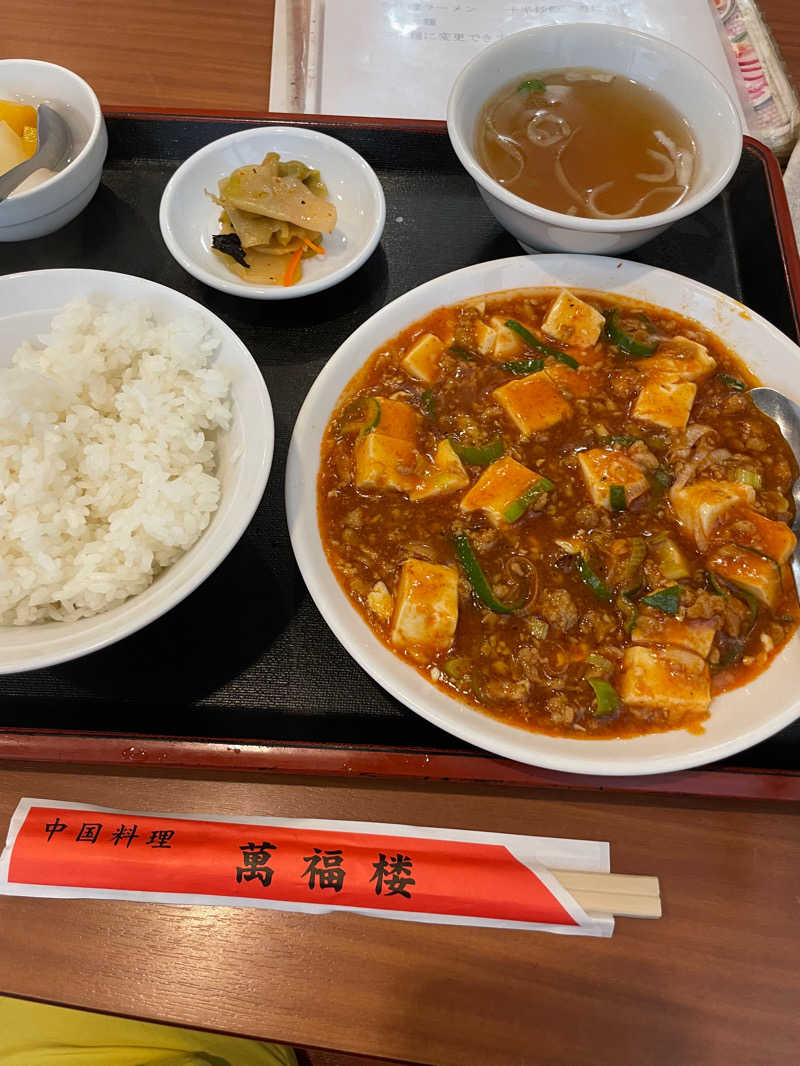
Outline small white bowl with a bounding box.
[447,24,743,254]
[287,254,800,776]
[0,59,108,242]
[0,268,273,673]
[159,126,386,300]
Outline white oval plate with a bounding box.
[286,254,800,776]
[159,126,386,300]
[0,269,273,672]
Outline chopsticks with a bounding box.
[550,869,662,919]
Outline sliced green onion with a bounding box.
[716,580,759,667]
[504,319,579,369]
[517,78,546,92]
[648,464,673,511]
[499,358,545,375]
[449,437,504,466]
[454,534,525,614]
[719,373,746,392]
[421,389,436,418]
[621,536,647,595]
[529,617,549,640]
[641,585,681,616]
[448,344,478,361]
[705,570,728,597]
[444,657,470,680]
[649,532,690,580]
[586,652,613,673]
[503,476,555,523]
[338,396,381,438]
[617,591,638,634]
[609,484,627,512]
[604,309,659,357]
[576,553,612,602]
[587,677,619,716]
[733,467,763,489]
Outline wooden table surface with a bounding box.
[2,3,800,1065]
[2,764,800,1066]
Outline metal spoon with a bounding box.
[749,386,800,598]
[0,104,71,203]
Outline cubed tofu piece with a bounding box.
[401,333,445,384]
[541,290,604,349]
[493,374,572,436]
[631,615,717,658]
[460,456,539,527]
[366,580,394,623]
[390,559,459,662]
[410,439,470,501]
[489,316,525,360]
[544,362,601,399]
[620,645,711,721]
[577,448,649,510]
[354,433,420,493]
[645,337,716,382]
[632,377,697,431]
[474,319,497,356]
[718,507,796,565]
[707,544,783,607]
[670,480,755,550]
[375,397,422,441]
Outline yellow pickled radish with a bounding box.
[21,125,38,158]
[0,120,27,176]
[0,100,37,137]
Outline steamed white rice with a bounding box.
[0,299,231,625]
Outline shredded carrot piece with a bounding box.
[302,236,326,255]
[282,245,304,286]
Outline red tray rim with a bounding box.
[3,113,800,801]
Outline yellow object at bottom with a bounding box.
[0,997,298,1066]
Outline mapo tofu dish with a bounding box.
[318,288,799,738]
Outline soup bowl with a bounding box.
[0,59,108,242]
[446,24,742,254]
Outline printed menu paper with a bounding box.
[270,0,743,122]
[0,798,613,937]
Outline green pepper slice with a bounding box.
[587,678,619,716]
[421,389,436,418]
[499,358,545,375]
[605,310,659,357]
[503,476,555,523]
[454,534,525,614]
[504,319,579,369]
[449,437,504,466]
[338,396,381,438]
[576,553,612,602]
[641,585,681,616]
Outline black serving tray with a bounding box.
[2,115,800,800]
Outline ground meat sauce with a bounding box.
[318,288,799,738]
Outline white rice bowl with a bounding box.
[0,268,273,673]
[0,300,231,624]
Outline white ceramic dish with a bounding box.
[286,253,800,776]
[0,59,107,241]
[159,126,386,300]
[447,25,742,255]
[0,269,273,673]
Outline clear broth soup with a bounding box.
[476,68,697,219]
